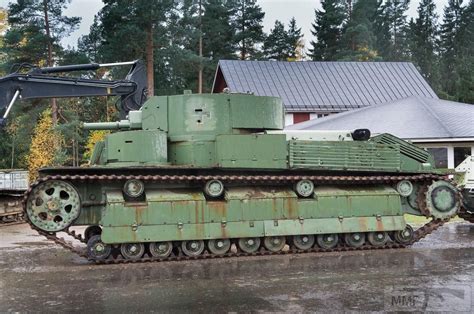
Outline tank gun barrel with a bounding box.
[83,121,130,130]
[83,110,143,130]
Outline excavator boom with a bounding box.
[0,60,147,124]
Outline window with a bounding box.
[426,148,448,168]
[454,147,471,167]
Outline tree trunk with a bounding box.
[10,136,15,169]
[43,0,57,124]
[145,25,154,97]
[240,1,246,60]
[198,0,203,93]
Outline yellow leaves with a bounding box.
[83,130,109,162]
[287,38,306,62]
[355,46,379,61]
[27,109,65,181]
[0,8,7,35]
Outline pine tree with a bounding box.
[309,0,345,61]
[202,0,235,60]
[439,0,465,99]
[86,0,177,96]
[339,0,382,60]
[287,17,303,59]
[408,0,439,84]
[263,20,289,60]
[454,0,474,103]
[199,0,236,91]
[263,18,303,61]
[374,2,392,59]
[3,0,80,123]
[377,0,410,60]
[230,0,265,60]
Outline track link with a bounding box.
[23,173,455,264]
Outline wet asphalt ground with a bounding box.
[0,222,473,312]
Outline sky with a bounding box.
[0,0,450,49]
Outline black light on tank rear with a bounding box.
[352,129,371,141]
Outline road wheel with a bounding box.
[393,225,414,245]
[149,241,173,258]
[263,236,286,252]
[367,231,389,247]
[87,235,111,261]
[292,235,315,250]
[344,233,365,248]
[237,237,261,253]
[207,239,231,255]
[120,243,145,260]
[316,234,339,249]
[181,240,205,256]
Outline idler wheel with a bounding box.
[316,234,339,249]
[238,237,261,253]
[149,241,173,258]
[393,225,414,245]
[263,236,286,252]
[207,239,231,255]
[26,180,81,232]
[87,235,111,261]
[294,180,314,198]
[181,240,205,256]
[344,232,365,248]
[420,181,460,219]
[120,243,145,260]
[367,231,389,247]
[292,235,315,250]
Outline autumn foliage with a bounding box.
[27,109,65,181]
[83,130,109,162]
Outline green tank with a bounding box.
[23,93,461,262]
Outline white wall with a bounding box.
[284,114,293,126]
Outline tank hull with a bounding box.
[24,167,460,262]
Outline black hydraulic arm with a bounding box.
[0,60,147,124]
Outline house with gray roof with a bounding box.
[212,60,437,125]
[288,96,474,169]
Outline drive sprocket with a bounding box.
[417,180,460,220]
[25,180,81,232]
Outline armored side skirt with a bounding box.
[97,186,406,244]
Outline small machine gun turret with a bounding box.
[0,60,148,125]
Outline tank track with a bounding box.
[459,211,474,223]
[0,213,24,226]
[23,173,454,264]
